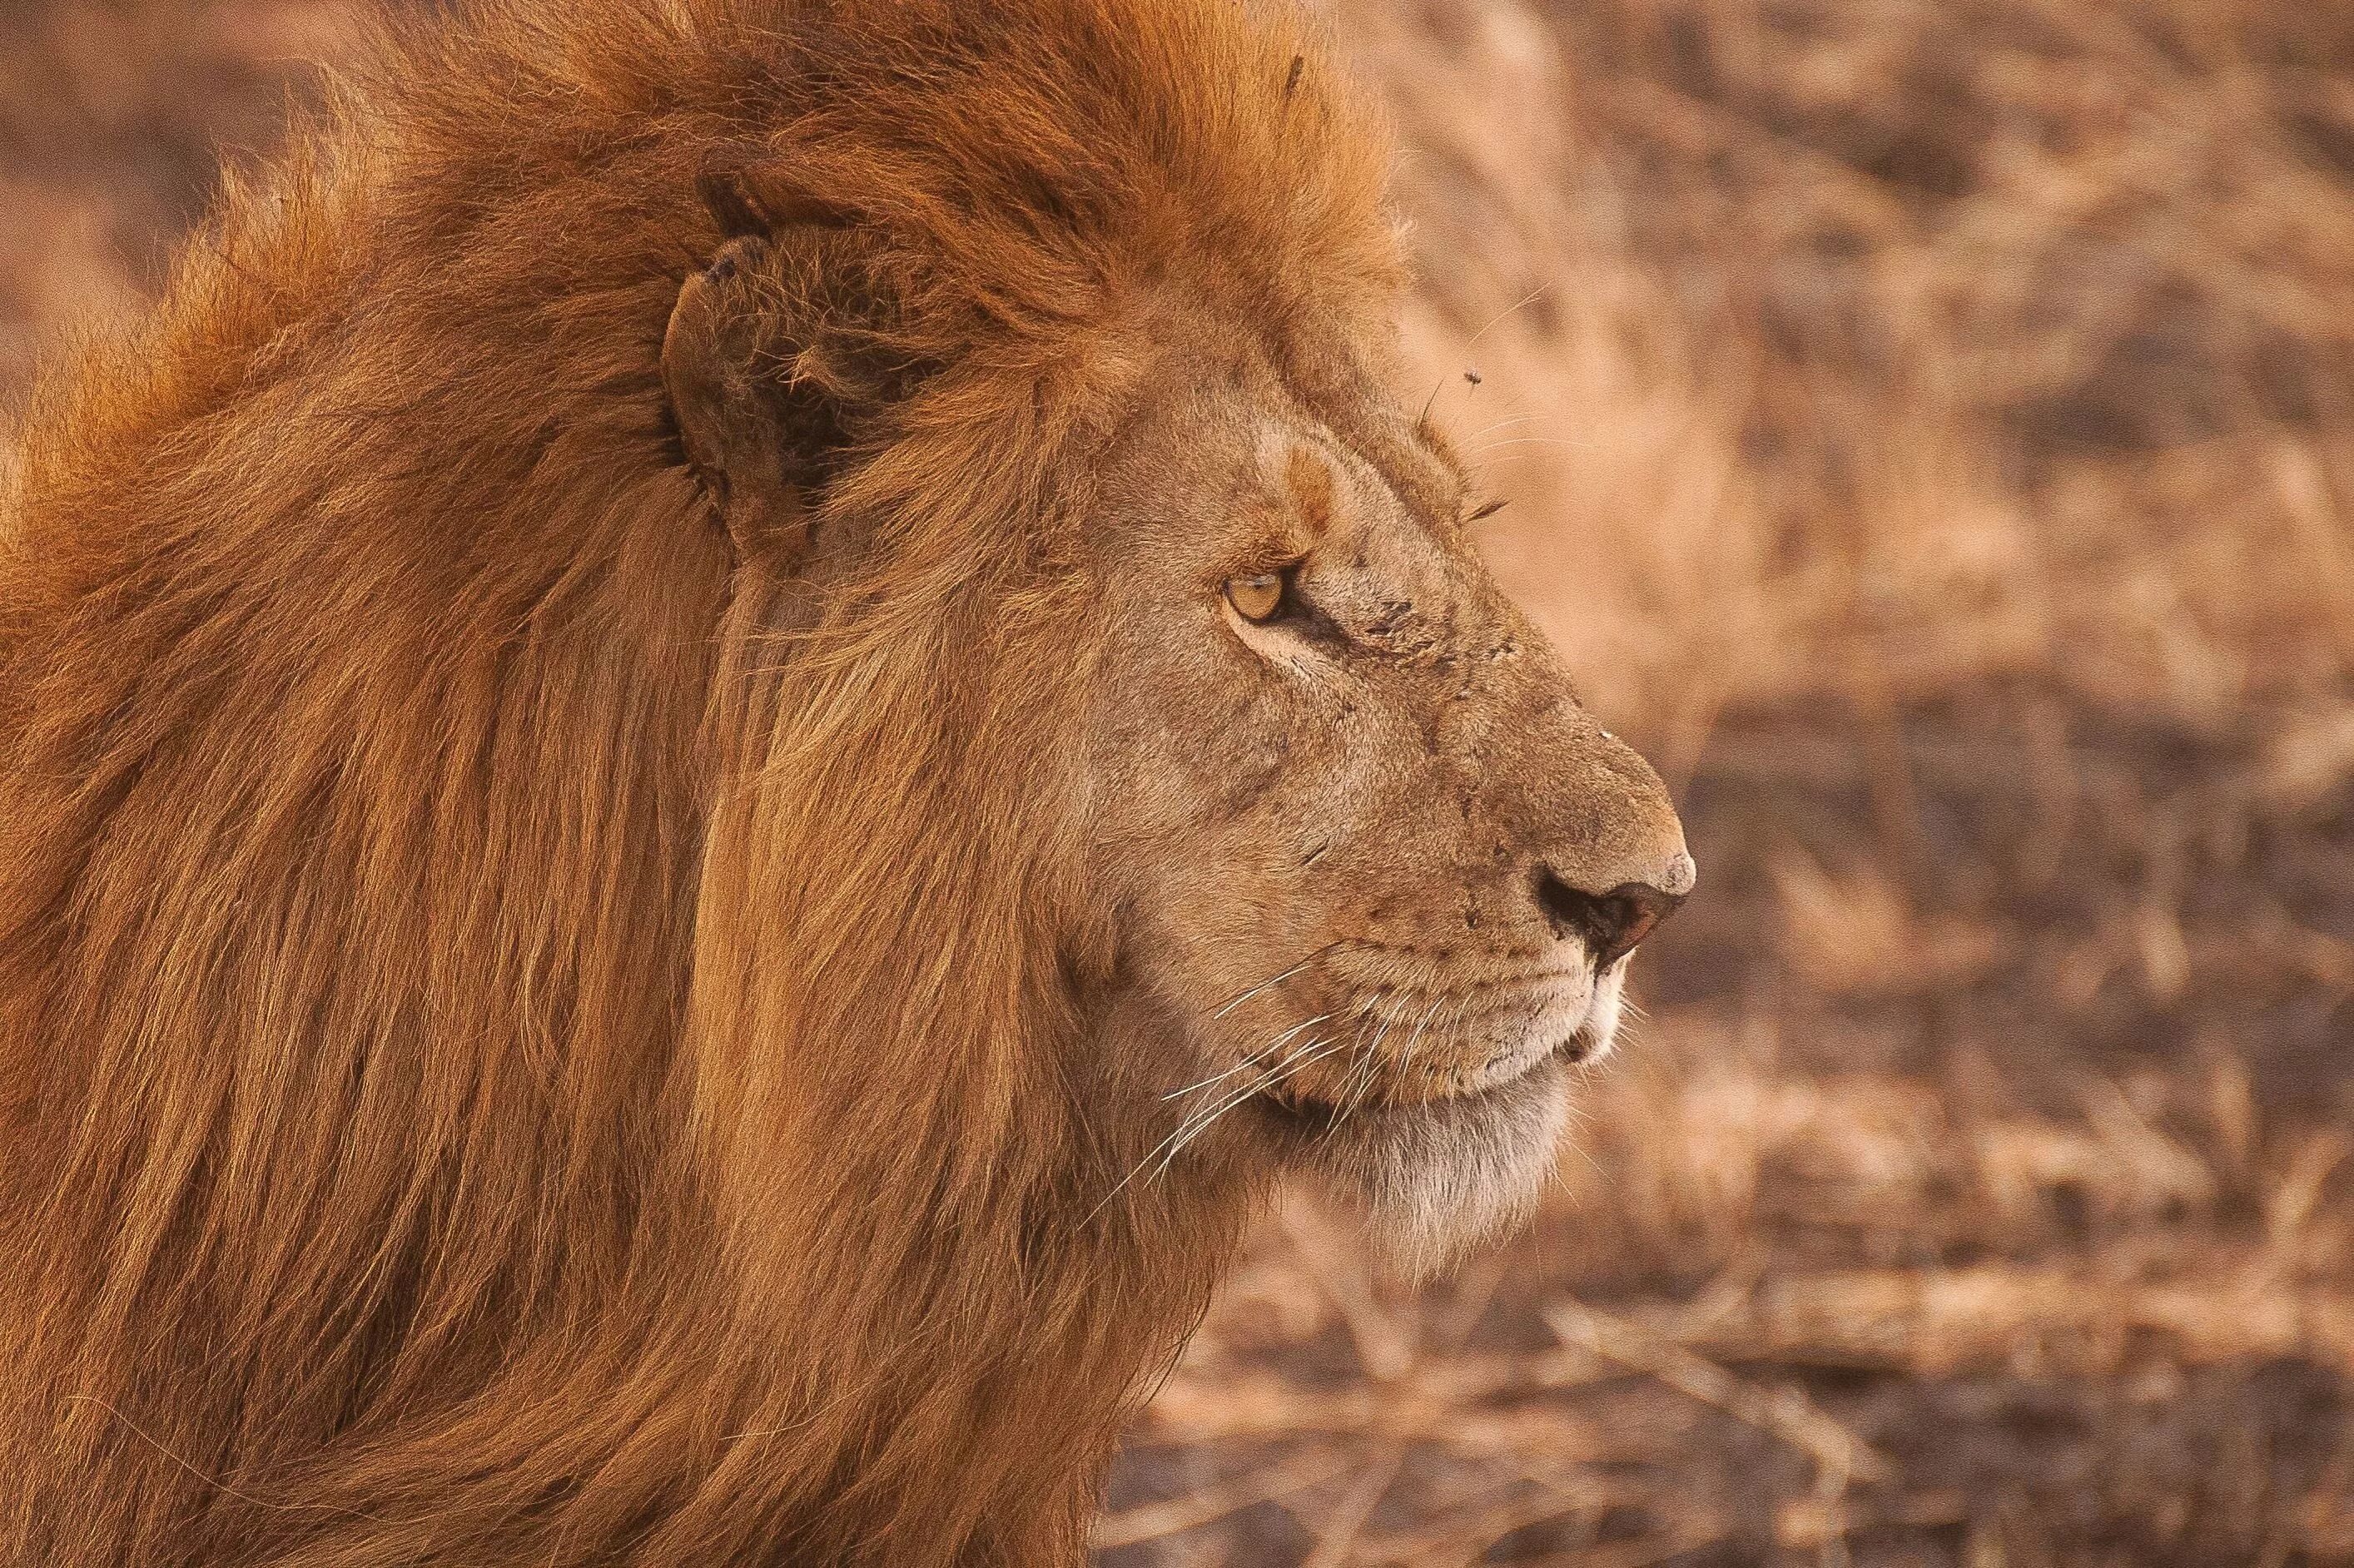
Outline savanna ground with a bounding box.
[5,1,2353,1562]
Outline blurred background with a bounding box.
[6,0,2354,1561]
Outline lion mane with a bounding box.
[0,2,1398,1562]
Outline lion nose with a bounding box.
[1532,854,1694,968]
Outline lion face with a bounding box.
[1083,330,1694,1270]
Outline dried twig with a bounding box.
[1090,1447,1358,1551]
[1544,1299,1892,1486]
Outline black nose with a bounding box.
[1532,870,1686,968]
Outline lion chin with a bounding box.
[1259,967,1627,1280]
[1288,1059,1573,1279]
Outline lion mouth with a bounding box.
[1254,1015,1607,1132]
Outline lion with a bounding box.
[0,0,1694,1562]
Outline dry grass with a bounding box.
[5,0,2354,1562]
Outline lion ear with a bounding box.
[663,236,807,568]
[661,176,915,572]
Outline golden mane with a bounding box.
[0,2,1398,1561]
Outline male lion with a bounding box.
[0,0,1693,1562]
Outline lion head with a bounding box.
[0,0,1689,1561]
[669,213,1691,1288]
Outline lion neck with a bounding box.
[644,989,1260,1566]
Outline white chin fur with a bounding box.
[1309,1059,1572,1282]
[1582,962,1627,1063]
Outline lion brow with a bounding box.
[1284,443,1337,539]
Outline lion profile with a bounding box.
[0,1,1692,1563]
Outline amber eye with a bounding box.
[1224,572,1285,623]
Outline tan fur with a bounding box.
[0,1,1688,1562]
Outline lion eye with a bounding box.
[1224,573,1285,623]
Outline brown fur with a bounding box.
[0,1,1688,1562]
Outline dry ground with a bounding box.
[5,2,2353,1563]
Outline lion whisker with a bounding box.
[1209,945,1336,1020]
[1461,412,1539,442]
[1467,435,1594,455]
[1153,1036,1343,1176]
[1394,995,1447,1083]
[1161,1013,1332,1100]
[1091,1032,1342,1218]
[1134,1040,1341,1194]
[1329,993,1407,1130]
